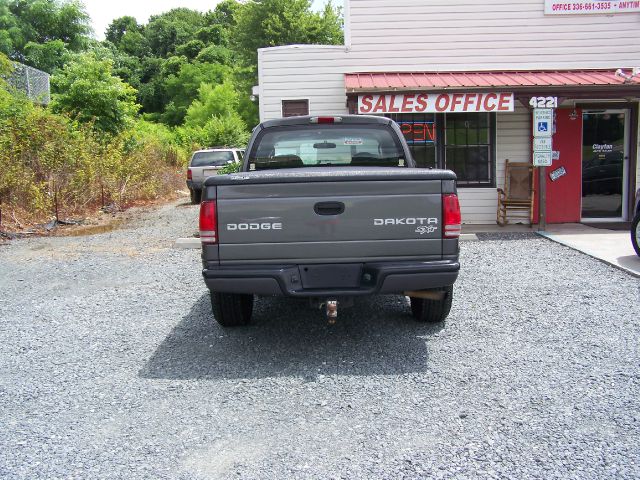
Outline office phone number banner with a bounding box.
[545,0,640,14]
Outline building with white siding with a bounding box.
[256,0,640,224]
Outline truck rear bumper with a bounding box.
[202,260,459,297]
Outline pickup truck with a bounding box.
[199,115,461,326]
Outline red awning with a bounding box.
[345,70,640,93]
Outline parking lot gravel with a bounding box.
[1,199,639,479]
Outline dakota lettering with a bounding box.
[374,217,436,226]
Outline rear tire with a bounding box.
[410,285,453,323]
[632,211,640,256]
[210,291,254,327]
[190,188,201,204]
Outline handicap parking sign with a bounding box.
[533,108,553,138]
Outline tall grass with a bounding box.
[0,90,188,229]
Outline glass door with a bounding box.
[581,110,629,220]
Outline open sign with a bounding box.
[399,121,436,144]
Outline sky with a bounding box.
[84,0,342,40]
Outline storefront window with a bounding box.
[388,113,437,169]
[385,112,495,187]
[444,113,493,186]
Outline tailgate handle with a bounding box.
[314,201,345,216]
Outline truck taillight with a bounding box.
[187,168,192,180]
[442,194,461,238]
[199,200,218,244]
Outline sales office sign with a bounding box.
[358,92,515,114]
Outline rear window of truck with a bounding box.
[248,125,406,170]
[191,151,235,167]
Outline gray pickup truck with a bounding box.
[199,115,461,326]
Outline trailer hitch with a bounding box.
[316,299,338,324]
[325,300,338,324]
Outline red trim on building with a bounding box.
[345,70,640,92]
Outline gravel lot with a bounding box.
[1,199,639,479]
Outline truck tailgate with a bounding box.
[206,169,455,264]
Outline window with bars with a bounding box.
[444,113,494,186]
[386,112,495,187]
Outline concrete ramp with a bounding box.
[538,224,640,278]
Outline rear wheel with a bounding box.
[210,292,254,327]
[632,211,640,256]
[410,285,453,323]
[190,188,201,204]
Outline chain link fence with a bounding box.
[8,63,50,105]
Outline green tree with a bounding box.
[23,38,69,71]
[136,57,166,114]
[208,0,240,31]
[50,52,140,135]
[104,15,141,45]
[177,113,248,150]
[0,0,91,69]
[175,39,205,60]
[232,0,343,65]
[195,44,231,65]
[144,8,205,58]
[200,0,241,47]
[118,31,149,58]
[232,66,259,128]
[184,81,238,127]
[160,61,229,125]
[200,114,248,147]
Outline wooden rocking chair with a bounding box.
[497,160,535,225]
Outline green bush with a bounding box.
[217,161,241,175]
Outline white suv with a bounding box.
[186,148,244,204]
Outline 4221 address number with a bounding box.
[529,96,558,109]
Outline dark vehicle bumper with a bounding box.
[202,260,459,297]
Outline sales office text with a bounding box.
[359,93,514,114]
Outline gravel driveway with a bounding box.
[1,199,639,479]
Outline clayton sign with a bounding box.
[358,92,514,114]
